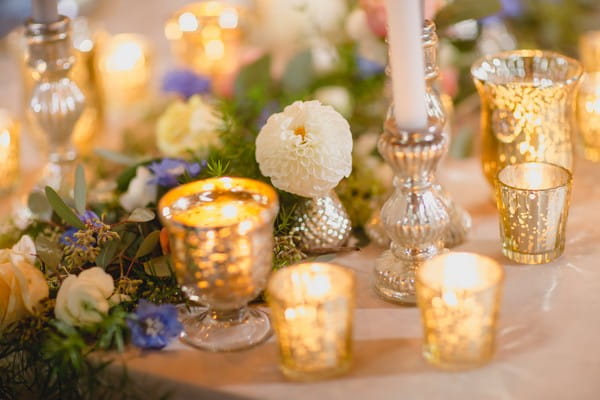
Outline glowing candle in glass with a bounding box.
[97,33,152,107]
[495,162,572,264]
[159,177,279,351]
[267,262,355,381]
[416,252,504,370]
[577,31,600,161]
[0,110,20,193]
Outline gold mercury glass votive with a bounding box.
[267,262,355,381]
[0,110,20,193]
[416,252,504,370]
[471,50,582,186]
[495,162,572,264]
[159,177,279,352]
[577,31,600,161]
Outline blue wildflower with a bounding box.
[162,69,212,99]
[148,158,204,188]
[127,300,183,350]
[256,101,280,129]
[482,0,522,24]
[59,210,102,246]
[356,56,385,78]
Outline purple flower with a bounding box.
[162,69,212,99]
[127,300,182,350]
[148,158,204,188]
[59,211,102,246]
[256,101,280,129]
[356,56,385,78]
[482,0,522,24]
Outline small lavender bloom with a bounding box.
[148,158,204,188]
[127,300,183,350]
[482,0,522,24]
[256,101,280,130]
[356,56,385,78]
[162,69,212,99]
[59,210,102,246]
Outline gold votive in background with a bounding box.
[416,252,504,370]
[577,31,600,161]
[159,177,279,352]
[267,262,355,381]
[97,33,152,107]
[471,50,582,186]
[0,110,20,193]
[496,162,572,264]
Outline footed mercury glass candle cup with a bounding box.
[471,50,582,186]
[0,110,20,193]
[577,31,600,161]
[416,252,504,370]
[159,177,279,351]
[495,162,572,264]
[267,263,355,381]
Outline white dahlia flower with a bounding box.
[255,100,352,198]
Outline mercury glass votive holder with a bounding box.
[577,31,600,161]
[267,262,355,381]
[0,110,20,193]
[159,177,279,351]
[416,252,504,370]
[495,162,572,264]
[471,50,582,186]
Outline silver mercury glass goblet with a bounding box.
[159,177,279,351]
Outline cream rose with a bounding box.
[55,267,115,327]
[156,95,222,158]
[0,236,49,330]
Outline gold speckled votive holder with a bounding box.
[0,110,20,193]
[416,252,504,370]
[495,162,572,264]
[267,262,355,381]
[577,31,600,161]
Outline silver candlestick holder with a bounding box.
[25,15,84,195]
[373,20,464,305]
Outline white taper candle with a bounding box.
[385,0,428,131]
[31,0,59,24]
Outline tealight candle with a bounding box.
[495,162,572,264]
[267,262,355,381]
[577,31,600,161]
[97,33,152,107]
[416,252,504,370]
[159,177,279,352]
[0,110,20,193]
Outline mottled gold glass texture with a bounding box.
[0,112,20,193]
[471,50,582,186]
[267,263,355,381]
[416,252,504,370]
[495,162,572,264]
[159,177,279,351]
[577,32,600,161]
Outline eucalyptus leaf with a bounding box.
[35,235,62,269]
[95,148,137,166]
[234,55,272,101]
[135,230,160,259]
[96,239,120,268]
[127,208,155,223]
[45,186,85,229]
[74,165,87,215]
[434,0,501,31]
[281,50,314,94]
[143,255,173,277]
[27,191,52,221]
[313,253,337,263]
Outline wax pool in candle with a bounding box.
[384,0,428,131]
[32,0,59,23]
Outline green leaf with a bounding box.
[126,208,155,223]
[45,186,85,229]
[134,230,160,259]
[234,55,272,101]
[74,165,87,215]
[281,50,314,94]
[434,0,502,31]
[143,255,173,277]
[95,148,137,165]
[27,191,52,221]
[96,239,120,268]
[35,235,63,269]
